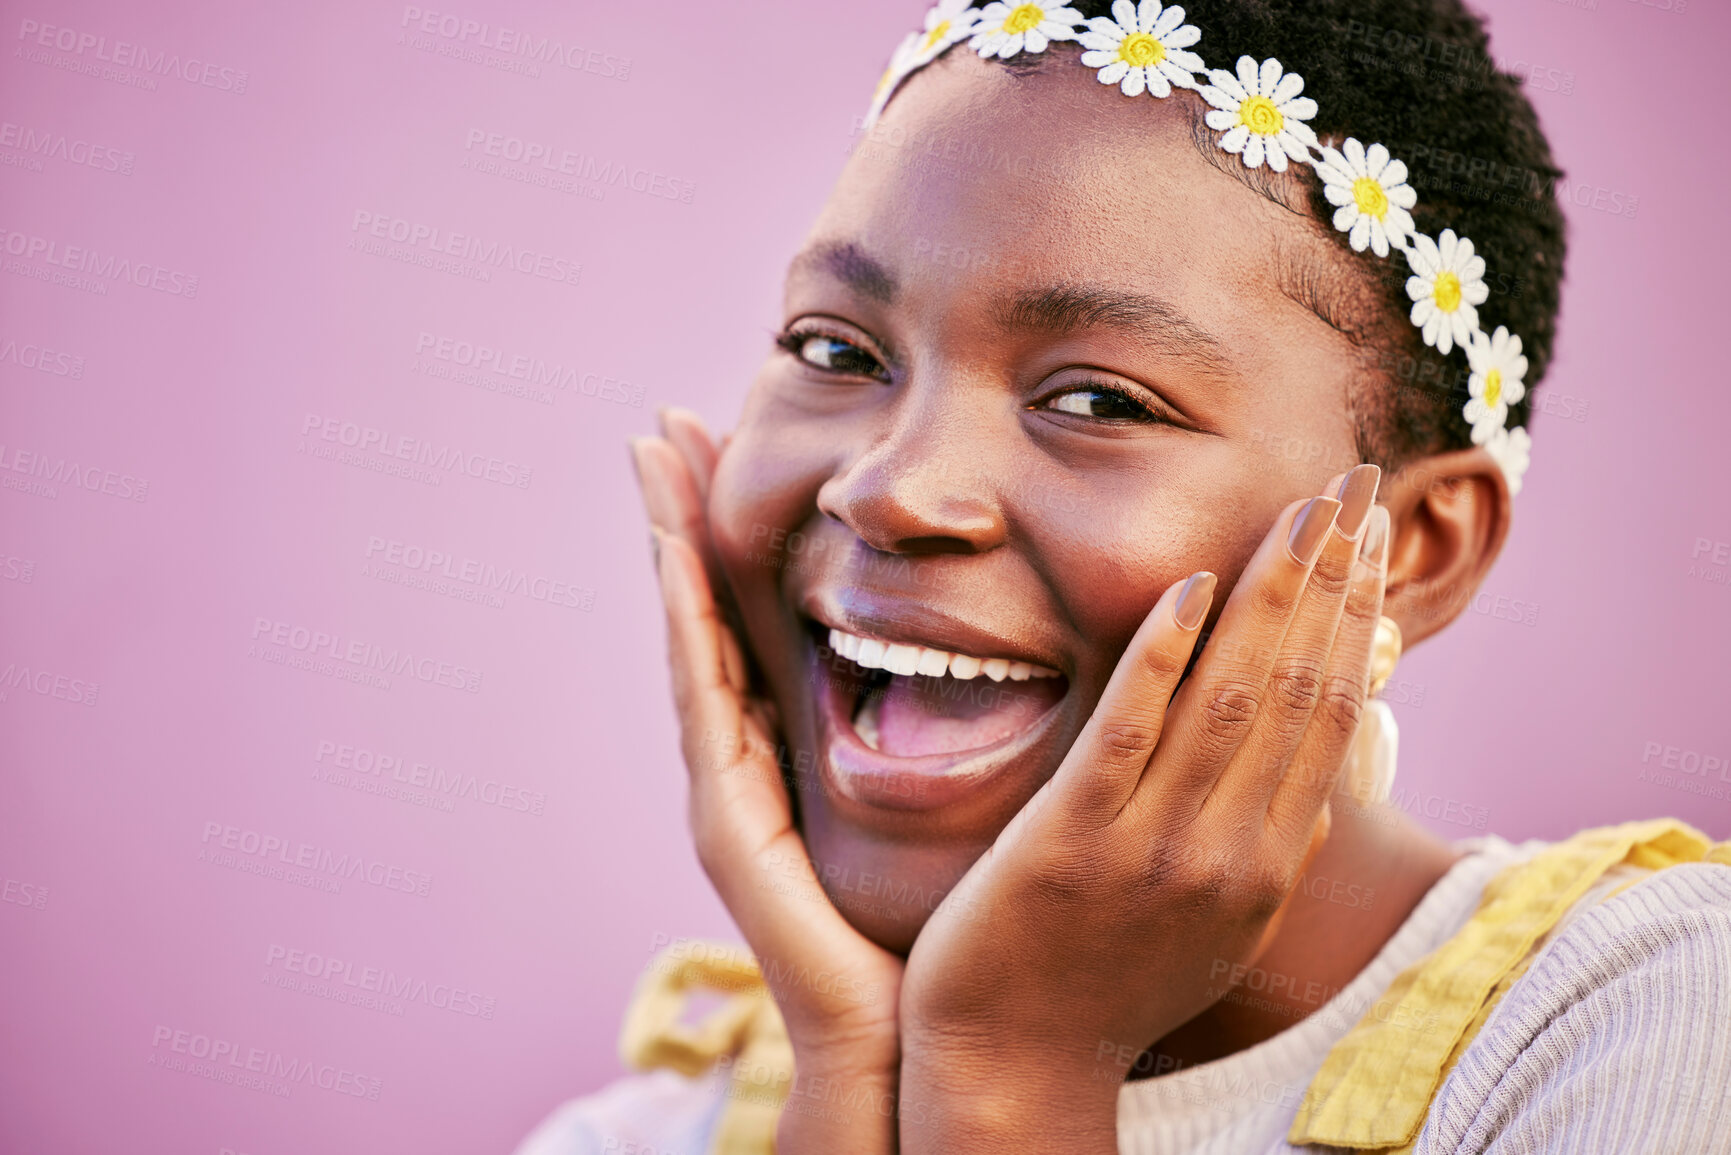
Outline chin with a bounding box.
[825,876,940,955]
[800,807,988,955]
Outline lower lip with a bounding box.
[809,642,1069,813]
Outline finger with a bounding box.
[656,527,748,787]
[1044,571,1215,822]
[1266,504,1390,841]
[1214,464,1380,812]
[658,407,722,502]
[1142,494,1341,816]
[637,433,762,705]
[657,530,857,954]
[632,437,707,548]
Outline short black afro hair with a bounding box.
[956,0,1568,468]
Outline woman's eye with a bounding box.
[1045,387,1156,423]
[789,332,885,379]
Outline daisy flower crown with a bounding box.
[864,0,1534,494]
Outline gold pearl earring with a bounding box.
[1369,615,1403,696]
[1344,616,1403,807]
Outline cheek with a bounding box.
[1039,476,1275,664]
[708,417,830,587]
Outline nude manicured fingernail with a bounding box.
[1173,571,1216,630]
[629,438,661,494]
[630,440,680,525]
[1333,464,1381,541]
[1287,497,1342,566]
[1359,506,1390,568]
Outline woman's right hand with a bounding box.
[633,409,906,1154]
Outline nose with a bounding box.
[815,399,1009,556]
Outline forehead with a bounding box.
[804,49,1356,352]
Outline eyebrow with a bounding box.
[995,284,1237,376]
[788,240,898,304]
[1181,106,1378,345]
[1275,245,1379,347]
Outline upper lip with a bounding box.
[798,587,1067,674]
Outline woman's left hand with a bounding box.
[896,469,1389,1155]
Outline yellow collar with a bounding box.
[1288,818,1731,1151]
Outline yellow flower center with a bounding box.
[1433,271,1463,313]
[1352,177,1388,220]
[1117,32,1165,67]
[1483,368,1503,409]
[1004,4,1044,33]
[1238,95,1284,137]
[921,19,951,51]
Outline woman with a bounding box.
[522,1,1731,1151]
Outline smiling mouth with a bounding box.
[814,622,1068,761]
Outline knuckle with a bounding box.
[1141,841,1221,902]
[1318,674,1368,737]
[1306,561,1352,602]
[1142,842,1250,908]
[1133,639,1188,681]
[1099,721,1160,762]
[687,792,752,881]
[1250,577,1296,621]
[1197,679,1261,746]
[1138,837,1292,923]
[1344,575,1383,616]
[681,730,731,778]
[1267,659,1326,715]
[688,818,726,882]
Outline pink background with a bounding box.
[1,1,1727,1151]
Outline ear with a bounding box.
[1377,446,1512,647]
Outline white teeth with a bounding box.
[948,653,983,679]
[883,644,921,676]
[824,624,1061,681]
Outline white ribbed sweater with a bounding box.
[1116,836,1731,1153]
[516,835,1731,1155]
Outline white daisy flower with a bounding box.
[1404,229,1489,355]
[1462,325,1529,445]
[1078,0,1203,98]
[970,2,1084,59]
[1198,56,1319,172]
[863,31,925,130]
[1483,424,1532,496]
[915,0,984,61]
[1317,138,1418,258]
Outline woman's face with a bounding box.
[708,50,1371,951]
